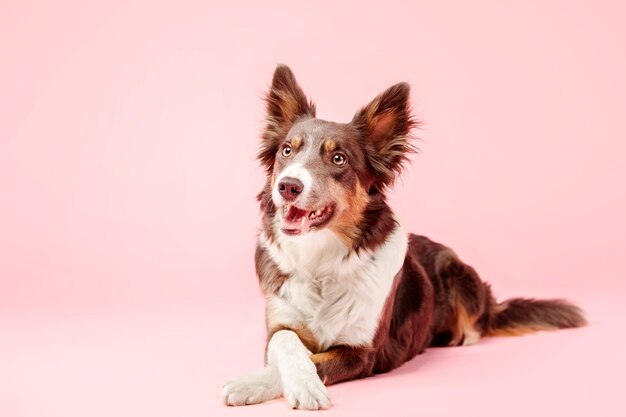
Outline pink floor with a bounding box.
[2,289,623,417]
[2,1,625,416]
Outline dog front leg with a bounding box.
[312,345,373,385]
[222,365,282,406]
[267,330,331,410]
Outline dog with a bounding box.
[221,65,586,410]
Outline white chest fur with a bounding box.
[260,223,408,351]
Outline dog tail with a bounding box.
[485,297,586,337]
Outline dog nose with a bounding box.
[278,177,303,201]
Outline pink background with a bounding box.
[1,1,625,416]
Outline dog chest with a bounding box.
[264,226,408,350]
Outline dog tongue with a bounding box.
[282,205,311,233]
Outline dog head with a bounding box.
[258,65,416,243]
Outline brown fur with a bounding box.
[290,136,303,151]
[267,323,321,355]
[328,182,369,248]
[323,139,338,153]
[312,346,373,385]
[485,298,585,336]
[351,82,418,189]
[255,245,287,295]
[254,65,586,390]
[257,65,316,174]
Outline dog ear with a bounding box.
[352,82,417,188]
[258,65,316,173]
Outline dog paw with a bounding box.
[283,372,331,410]
[222,367,280,406]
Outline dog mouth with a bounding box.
[280,203,335,235]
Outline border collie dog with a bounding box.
[222,65,585,410]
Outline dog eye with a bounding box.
[282,145,292,157]
[332,153,346,166]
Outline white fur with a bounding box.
[461,328,481,346]
[272,163,313,205]
[224,217,408,409]
[221,329,332,410]
[221,366,281,406]
[267,330,330,410]
[261,221,408,350]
